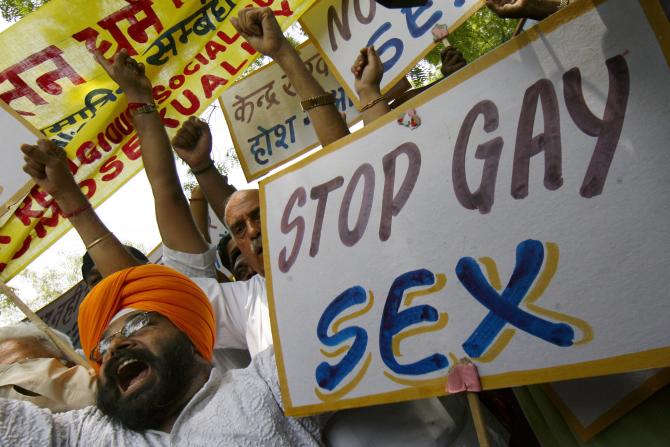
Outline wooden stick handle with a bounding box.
[513,18,528,37]
[467,392,491,447]
[0,282,89,369]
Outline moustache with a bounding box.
[250,236,263,255]
[102,347,156,385]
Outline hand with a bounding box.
[172,117,214,171]
[21,140,87,211]
[94,48,153,103]
[486,0,562,20]
[440,47,466,78]
[230,7,289,60]
[352,46,384,100]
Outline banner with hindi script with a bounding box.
[261,0,670,416]
[0,0,316,281]
[300,0,481,109]
[220,40,361,181]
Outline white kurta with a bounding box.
[162,244,271,358]
[0,348,327,446]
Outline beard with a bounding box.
[96,331,196,431]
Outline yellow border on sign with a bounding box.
[300,0,484,109]
[543,368,670,441]
[0,99,44,221]
[260,0,670,417]
[220,41,363,182]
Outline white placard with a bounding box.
[261,0,670,416]
[220,41,361,181]
[300,0,481,107]
[0,101,41,220]
[545,368,670,440]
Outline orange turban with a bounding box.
[78,264,215,371]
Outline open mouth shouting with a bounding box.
[115,358,153,396]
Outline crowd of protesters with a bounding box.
[1,1,667,445]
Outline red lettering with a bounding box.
[35,205,60,238]
[15,196,43,226]
[76,141,103,165]
[30,186,52,208]
[205,40,227,60]
[171,89,199,115]
[153,85,171,104]
[122,135,142,160]
[169,74,186,90]
[0,235,10,244]
[220,60,246,77]
[66,158,79,175]
[201,74,228,99]
[11,235,32,260]
[184,61,201,76]
[159,108,180,128]
[79,179,97,199]
[99,156,124,181]
[216,30,241,45]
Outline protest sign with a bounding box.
[300,0,481,108]
[220,40,361,181]
[0,0,316,282]
[261,0,670,416]
[544,368,670,440]
[0,101,42,223]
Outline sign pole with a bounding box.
[0,282,90,369]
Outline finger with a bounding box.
[259,8,277,35]
[21,142,50,165]
[23,157,45,174]
[23,164,46,180]
[93,50,113,74]
[194,118,210,133]
[38,139,62,163]
[113,48,130,71]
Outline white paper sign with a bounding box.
[220,41,361,181]
[300,0,481,107]
[0,101,41,220]
[261,0,670,416]
[545,368,670,440]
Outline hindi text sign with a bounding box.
[220,40,361,181]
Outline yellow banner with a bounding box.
[0,0,316,281]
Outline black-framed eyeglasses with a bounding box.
[90,312,154,363]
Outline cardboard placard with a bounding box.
[0,101,42,222]
[220,41,361,181]
[544,368,670,440]
[261,0,670,416]
[300,0,482,108]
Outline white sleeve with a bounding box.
[161,244,218,279]
[0,398,91,446]
[191,277,250,351]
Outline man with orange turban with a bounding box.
[0,264,328,444]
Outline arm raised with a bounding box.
[94,49,208,254]
[231,7,350,146]
[21,140,139,277]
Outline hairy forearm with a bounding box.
[132,112,208,253]
[193,167,236,225]
[274,46,350,146]
[189,190,211,243]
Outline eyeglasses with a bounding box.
[89,312,154,363]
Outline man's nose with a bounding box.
[246,218,260,238]
[104,335,135,362]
